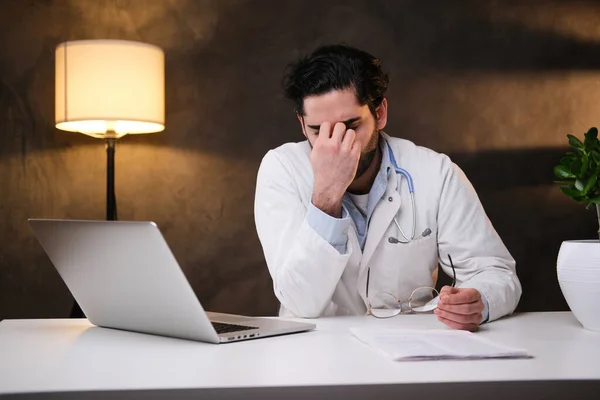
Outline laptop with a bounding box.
[27,219,315,343]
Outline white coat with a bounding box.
[254,133,521,322]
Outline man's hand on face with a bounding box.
[310,122,361,218]
[434,286,485,332]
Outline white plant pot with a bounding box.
[557,240,600,331]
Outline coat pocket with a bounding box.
[371,233,439,300]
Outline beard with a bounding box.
[354,127,380,179]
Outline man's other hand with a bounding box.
[434,286,484,331]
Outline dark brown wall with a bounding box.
[2,0,599,319]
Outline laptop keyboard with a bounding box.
[211,321,258,334]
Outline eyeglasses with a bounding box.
[367,255,457,319]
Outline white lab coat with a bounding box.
[254,133,521,322]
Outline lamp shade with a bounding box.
[55,39,165,138]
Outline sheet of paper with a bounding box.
[350,328,531,361]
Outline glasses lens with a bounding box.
[369,293,401,318]
[409,287,439,312]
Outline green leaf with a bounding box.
[585,127,598,142]
[581,153,589,178]
[590,196,600,204]
[575,179,585,191]
[561,187,583,198]
[590,151,600,172]
[587,127,599,136]
[554,165,575,179]
[568,134,584,149]
[584,174,598,194]
[560,155,576,166]
[571,159,582,176]
[553,180,573,185]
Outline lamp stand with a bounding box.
[106,137,117,221]
[69,134,118,318]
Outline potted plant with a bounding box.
[553,127,600,331]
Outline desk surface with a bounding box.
[0,312,599,399]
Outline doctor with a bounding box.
[254,44,521,331]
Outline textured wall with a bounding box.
[2,0,600,319]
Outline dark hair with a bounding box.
[283,44,389,116]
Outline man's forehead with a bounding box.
[302,89,368,124]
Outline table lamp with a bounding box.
[54,39,165,317]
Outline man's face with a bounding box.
[298,88,387,179]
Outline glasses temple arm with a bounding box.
[447,254,457,287]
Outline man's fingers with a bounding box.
[439,285,458,296]
[331,122,346,143]
[436,315,479,332]
[441,289,480,305]
[318,121,333,140]
[341,129,356,151]
[434,308,481,325]
[437,300,484,316]
[350,140,361,161]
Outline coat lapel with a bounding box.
[359,171,401,284]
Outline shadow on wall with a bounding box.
[374,0,600,74]
[450,146,570,191]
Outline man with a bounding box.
[254,44,521,331]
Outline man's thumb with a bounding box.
[440,285,458,295]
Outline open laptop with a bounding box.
[27,219,315,343]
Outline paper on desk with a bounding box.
[350,328,531,361]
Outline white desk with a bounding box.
[0,312,598,399]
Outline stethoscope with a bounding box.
[385,140,432,244]
[364,139,433,299]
